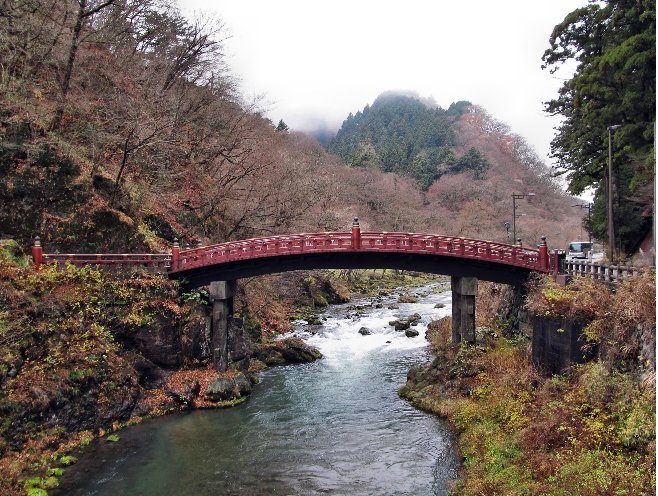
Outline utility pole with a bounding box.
[607,125,621,262]
[572,203,592,243]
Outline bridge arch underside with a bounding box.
[172,251,534,288]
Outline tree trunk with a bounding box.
[50,0,87,131]
[50,0,116,131]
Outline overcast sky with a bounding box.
[179,0,583,169]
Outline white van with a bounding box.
[567,241,593,259]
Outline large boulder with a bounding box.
[278,337,323,363]
[251,346,287,366]
[228,317,251,367]
[181,308,211,363]
[127,353,165,389]
[251,337,322,365]
[205,372,252,402]
[133,312,183,367]
[166,380,201,406]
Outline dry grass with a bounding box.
[525,275,612,322]
[401,273,656,495]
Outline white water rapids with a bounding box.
[55,280,458,496]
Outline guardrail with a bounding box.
[565,258,650,284]
[31,237,171,271]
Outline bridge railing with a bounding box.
[359,233,542,268]
[173,232,546,272]
[30,230,550,274]
[38,252,171,269]
[29,236,171,271]
[175,233,355,271]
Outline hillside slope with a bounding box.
[326,94,581,246]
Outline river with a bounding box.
[55,281,458,495]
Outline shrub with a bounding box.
[525,276,610,322]
[584,271,655,368]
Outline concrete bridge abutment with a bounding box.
[209,280,236,371]
[451,276,478,344]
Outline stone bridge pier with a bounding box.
[451,276,478,344]
[209,280,236,371]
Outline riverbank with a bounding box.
[0,241,328,496]
[400,273,656,495]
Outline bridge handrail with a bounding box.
[41,253,171,267]
[178,232,538,253]
[173,231,543,272]
[31,230,548,274]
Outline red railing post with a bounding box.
[171,238,180,271]
[32,236,43,271]
[351,217,361,249]
[538,236,548,271]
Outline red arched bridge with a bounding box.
[32,220,552,286]
[31,219,556,369]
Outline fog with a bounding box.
[180,0,583,169]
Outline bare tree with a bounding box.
[50,0,117,130]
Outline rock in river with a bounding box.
[205,372,252,402]
[395,320,411,331]
[278,337,323,363]
[252,337,323,365]
[407,313,422,323]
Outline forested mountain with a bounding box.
[0,0,582,258]
[327,93,488,190]
[322,92,583,246]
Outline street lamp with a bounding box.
[504,221,511,242]
[572,203,592,242]
[607,124,621,262]
[512,192,535,243]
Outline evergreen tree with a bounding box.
[542,0,655,254]
[453,148,490,179]
[327,93,465,188]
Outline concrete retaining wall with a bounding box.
[532,316,597,374]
